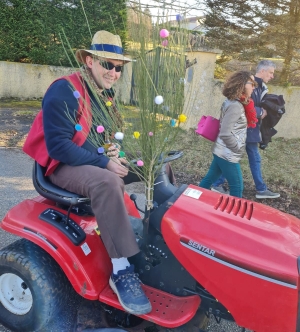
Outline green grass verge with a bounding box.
[172,129,300,190]
[1,101,299,190]
[0,99,41,109]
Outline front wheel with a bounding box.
[0,238,70,332]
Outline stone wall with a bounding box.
[0,59,299,139]
[0,61,74,100]
[185,70,299,139]
[182,51,299,139]
[267,86,299,139]
[0,61,129,102]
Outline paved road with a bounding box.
[0,148,84,332]
[0,148,250,332]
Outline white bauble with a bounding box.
[114,132,124,140]
[154,95,164,105]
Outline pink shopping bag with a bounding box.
[195,115,220,142]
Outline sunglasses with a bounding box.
[246,81,257,87]
[99,60,123,72]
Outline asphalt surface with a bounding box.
[0,148,85,332]
[0,148,251,332]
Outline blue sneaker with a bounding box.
[109,265,152,315]
[211,185,229,195]
[256,189,280,199]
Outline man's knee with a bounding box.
[92,170,125,192]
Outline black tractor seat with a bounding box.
[32,161,91,209]
[32,161,143,237]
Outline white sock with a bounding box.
[111,257,130,275]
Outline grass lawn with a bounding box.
[172,129,300,190]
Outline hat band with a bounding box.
[90,44,123,55]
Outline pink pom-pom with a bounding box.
[137,160,144,167]
[160,29,169,38]
[97,125,105,133]
[162,40,168,47]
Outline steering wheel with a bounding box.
[158,150,183,163]
[130,150,183,166]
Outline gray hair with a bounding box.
[256,60,276,73]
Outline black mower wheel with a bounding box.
[169,309,209,332]
[0,238,70,332]
[102,306,209,332]
[196,309,210,331]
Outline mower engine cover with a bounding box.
[161,184,300,332]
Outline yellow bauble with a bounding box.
[178,114,187,123]
[133,131,141,139]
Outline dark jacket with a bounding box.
[246,76,267,143]
[259,94,285,149]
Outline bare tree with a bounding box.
[202,0,300,84]
[127,0,205,21]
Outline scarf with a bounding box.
[238,97,258,128]
[81,66,124,131]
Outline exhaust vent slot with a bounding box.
[214,196,253,220]
[232,199,241,215]
[214,196,224,210]
[219,196,229,211]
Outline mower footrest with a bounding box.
[99,284,201,328]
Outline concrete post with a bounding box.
[184,48,222,129]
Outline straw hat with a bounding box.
[76,30,132,63]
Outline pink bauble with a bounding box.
[160,29,169,38]
[162,40,168,47]
[97,125,105,133]
[137,160,144,167]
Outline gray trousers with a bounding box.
[49,164,140,258]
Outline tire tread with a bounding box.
[0,239,71,331]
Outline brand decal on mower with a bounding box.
[23,227,57,250]
[180,237,297,289]
[186,239,215,256]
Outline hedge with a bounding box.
[0,0,127,66]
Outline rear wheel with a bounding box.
[0,238,70,331]
[0,272,33,315]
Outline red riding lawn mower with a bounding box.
[1,151,300,332]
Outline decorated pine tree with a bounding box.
[62,6,195,237]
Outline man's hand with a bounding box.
[106,157,128,177]
[261,108,267,119]
[106,144,120,158]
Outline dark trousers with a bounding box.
[245,143,267,192]
[49,164,140,258]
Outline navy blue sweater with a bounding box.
[42,79,110,169]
